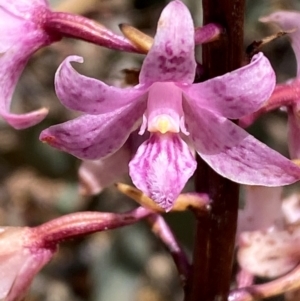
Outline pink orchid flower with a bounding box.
[0,0,60,129]
[0,0,139,130]
[260,11,300,159]
[40,0,300,211]
[0,207,151,301]
[0,226,55,301]
[238,193,300,279]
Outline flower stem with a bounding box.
[44,11,140,53]
[184,0,245,300]
[30,207,152,247]
[147,215,191,287]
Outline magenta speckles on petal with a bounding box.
[55,56,149,115]
[40,100,146,160]
[139,0,196,85]
[44,1,293,211]
[184,102,300,186]
[181,53,275,119]
[129,133,196,211]
[238,228,300,278]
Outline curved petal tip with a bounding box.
[1,107,48,129]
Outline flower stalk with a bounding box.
[147,215,191,287]
[30,206,152,247]
[184,0,245,300]
[44,11,140,53]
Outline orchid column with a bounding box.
[185,0,245,300]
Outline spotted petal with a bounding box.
[184,101,300,185]
[55,56,148,114]
[139,0,196,85]
[238,227,300,278]
[40,100,146,160]
[129,133,196,211]
[181,53,275,119]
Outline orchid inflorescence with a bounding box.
[2,0,300,300]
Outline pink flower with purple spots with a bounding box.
[40,0,300,211]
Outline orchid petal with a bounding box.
[282,193,300,225]
[184,102,300,185]
[40,100,146,160]
[78,131,149,195]
[0,246,27,300]
[0,7,26,53]
[129,133,196,211]
[0,0,48,19]
[139,0,196,85]
[261,11,300,76]
[0,2,55,129]
[0,39,51,129]
[0,107,49,130]
[55,56,148,114]
[79,145,131,196]
[0,226,55,301]
[238,227,300,278]
[5,248,53,301]
[181,53,275,119]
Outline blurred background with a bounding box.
[1,0,300,300]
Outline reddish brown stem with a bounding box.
[184,1,244,301]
